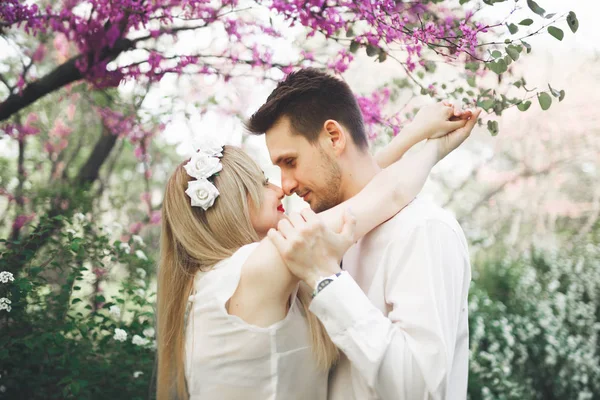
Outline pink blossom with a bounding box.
[149,210,161,225]
[31,44,46,62]
[129,222,144,234]
[13,213,35,231]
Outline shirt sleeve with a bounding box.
[309,219,470,400]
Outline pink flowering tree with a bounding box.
[0,0,582,307]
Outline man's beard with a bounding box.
[310,147,343,213]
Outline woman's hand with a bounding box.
[431,108,482,161]
[409,101,472,141]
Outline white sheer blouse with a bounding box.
[184,243,327,400]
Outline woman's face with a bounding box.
[250,178,286,239]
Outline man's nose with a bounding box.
[281,171,298,196]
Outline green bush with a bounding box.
[468,245,600,400]
[0,215,156,400]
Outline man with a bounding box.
[247,69,473,399]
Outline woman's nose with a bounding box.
[270,183,285,200]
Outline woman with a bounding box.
[156,103,479,399]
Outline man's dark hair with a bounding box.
[246,68,368,150]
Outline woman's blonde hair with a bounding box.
[156,145,338,400]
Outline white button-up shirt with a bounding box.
[310,198,471,400]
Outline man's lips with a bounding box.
[277,204,285,213]
[300,191,310,202]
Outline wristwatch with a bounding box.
[312,271,343,298]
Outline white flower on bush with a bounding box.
[109,305,121,318]
[132,334,150,346]
[119,242,131,254]
[135,279,146,288]
[185,179,219,210]
[135,250,147,261]
[132,235,145,246]
[66,228,77,236]
[135,288,145,297]
[0,271,14,284]
[143,327,155,338]
[113,328,127,342]
[111,222,123,233]
[74,213,86,223]
[136,268,146,279]
[0,297,11,312]
[184,152,222,181]
[0,385,5,393]
[133,371,144,379]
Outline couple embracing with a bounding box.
[156,69,480,400]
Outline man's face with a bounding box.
[265,116,342,213]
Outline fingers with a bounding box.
[267,228,288,253]
[340,208,357,243]
[277,218,295,239]
[289,212,306,229]
[445,119,469,132]
[300,208,319,224]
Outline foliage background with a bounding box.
[0,0,599,399]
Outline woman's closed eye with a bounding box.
[284,158,295,167]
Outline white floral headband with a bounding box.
[184,142,224,211]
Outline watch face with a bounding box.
[317,278,334,292]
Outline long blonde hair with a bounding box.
[156,145,338,400]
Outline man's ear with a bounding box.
[322,119,347,156]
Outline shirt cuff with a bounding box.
[309,271,377,338]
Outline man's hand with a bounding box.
[268,208,356,288]
[409,101,472,141]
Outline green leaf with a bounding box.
[349,41,359,53]
[538,92,552,110]
[559,90,566,102]
[519,18,534,26]
[72,298,82,304]
[521,40,532,54]
[467,75,476,88]
[506,46,520,61]
[548,26,564,41]
[366,44,379,57]
[459,0,470,4]
[517,101,532,111]
[527,0,545,16]
[465,62,480,72]
[487,120,499,136]
[567,11,579,33]
[488,59,507,75]
[545,13,556,19]
[491,50,502,59]
[479,99,495,111]
[378,51,387,63]
[548,84,561,97]
[507,23,518,34]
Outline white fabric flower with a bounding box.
[143,327,155,338]
[0,271,15,284]
[198,139,224,157]
[132,334,150,346]
[185,179,219,210]
[135,250,147,261]
[109,305,121,318]
[119,242,131,254]
[184,152,222,180]
[136,268,147,279]
[113,328,127,342]
[133,371,144,379]
[132,235,145,246]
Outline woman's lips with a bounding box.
[277,204,285,213]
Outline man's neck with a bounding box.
[340,151,381,201]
